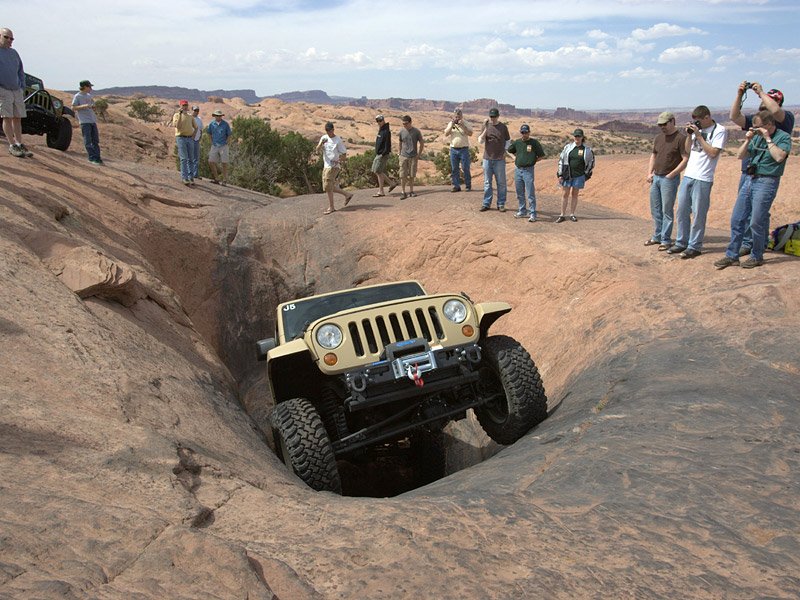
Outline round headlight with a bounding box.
[53,99,62,110]
[443,299,468,323]
[316,324,343,349]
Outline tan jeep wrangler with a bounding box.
[256,281,547,493]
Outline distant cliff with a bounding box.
[92,86,261,104]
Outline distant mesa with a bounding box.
[91,85,261,104]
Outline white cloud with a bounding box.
[619,66,660,79]
[587,30,612,40]
[632,23,706,40]
[658,45,711,63]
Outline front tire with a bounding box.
[474,335,548,445]
[271,398,342,493]
[46,118,72,151]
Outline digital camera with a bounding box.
[686,120,702,134]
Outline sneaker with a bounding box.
[400,193,407,199]
[498,206,506,212]
[409,192,417,197]
[680,249,701,259]
[738,246,752,257]
[451,186,461,192]
[18,144,33,157]
[741,257,764,269]
[666,245,686,255]
[9,144,25,158]
[479,205,490,212]
[555,215,566,223]
[714,256,739,270]
[465,187,471,191]
[89,159,103,165]
[514,211,528,218]
[569,215,578,222]
[182,179,191,186]
[528,215,537,223]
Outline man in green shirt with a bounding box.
[506,124,545,221]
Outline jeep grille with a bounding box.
[25,89,54,113]
[347,307,445,358]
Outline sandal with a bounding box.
[323,208,335,215]
[372,193,385,197]
[644,239,659,246]
[344,194,353,206]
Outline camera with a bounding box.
[744,81,754,90]
[686,120,701,134]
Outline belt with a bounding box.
[752,174,778,179]
[177,134,193,138]
[451,146,468,149]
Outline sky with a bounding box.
[4,0,799,111]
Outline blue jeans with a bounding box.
[649,174,680,244]
[735,172,771,251]
[725,175,780,261]
[675,176,713,251]
[80,123,101,162]
[482,159,507,208]
[191,139,200,178]
[176,136,193,181]
[514,166,536,215]
[450,147,471,190]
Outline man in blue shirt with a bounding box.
[0,27,30,158]
[206,110,231,185]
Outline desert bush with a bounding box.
[339,149,399,189]
[127,99,164,122]
[93,98,109,121]
[278,131,323,195]
[431,146,477,184]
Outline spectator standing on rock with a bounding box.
[191,105,203,180]
[556,128,594,222]
[714,110,791,270]
[668,105,728,259]
[371,114,396,197]
[506,124,545,222]
[71,80,103,165]
[645,112,688,250]
[171,99,197,186]
[206,109,231,186]
[315,121,353,215]
[398,115,424,199]
[729,82,795,257]
[477,107,510,212]
[444,108,472,192]
[0,27,31,158]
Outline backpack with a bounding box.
[769,221,800,256]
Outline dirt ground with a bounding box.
[1,102,799,599]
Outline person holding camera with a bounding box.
[444,108,473,192]
[645,112,688,249]
[714,110,791,270]
[668,106,728,258]
[729,82,794,256]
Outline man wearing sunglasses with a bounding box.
[645,112,688,250]
[0,27,30,158]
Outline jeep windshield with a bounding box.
[281,282,426,341]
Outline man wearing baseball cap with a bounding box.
[191,105,202,180]
[477,107,510,211]
[171,100,197,185]
[506,124,545,221]
[729,82,795,255]
[644,111,688,250]
[71,80,103,165]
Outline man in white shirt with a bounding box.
[668,105,728,259]
[316,122,353,215]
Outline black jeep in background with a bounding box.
[0,73,73,151]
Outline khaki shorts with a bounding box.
[322,165,340,191]
[371,154,389,174]
[0,87,26,119]
[399,156,418,180]
[208,144,229,163]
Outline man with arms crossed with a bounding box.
[714,110,790,270]
[477,107,510,212]
[0,27,31,158]
[645,112,688,250]
[668,105,728,259]
[398,115,424,199]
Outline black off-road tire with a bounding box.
[46,118,72,151]
[318,385,349,443]
[410,429,447,487]
[271,398,342,493]
[474,335,548,445]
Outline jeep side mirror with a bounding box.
[256,338,276,361]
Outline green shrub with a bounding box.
[93,98,109,121]
[431,146,477,184]
[339,150,399,189]
[127,99,163,122]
